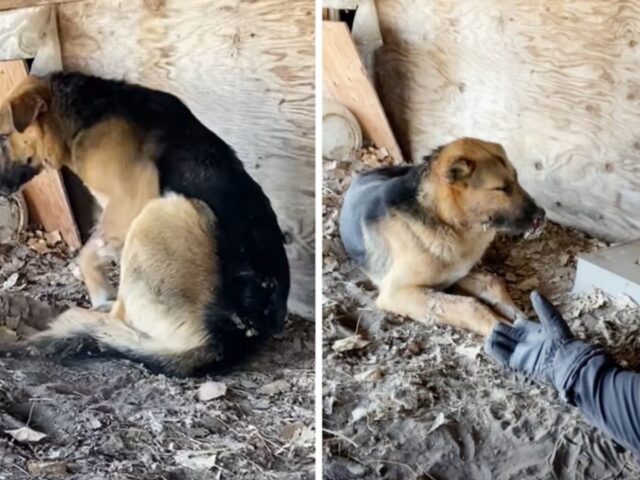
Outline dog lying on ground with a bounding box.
[0,72,290,376]
[339,138,545,336]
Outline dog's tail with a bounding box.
[25,308,223,377]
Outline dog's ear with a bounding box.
[9,89,48,133]
[447,156,475,182]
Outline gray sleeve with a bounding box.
[553,341,640,452]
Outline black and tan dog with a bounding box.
[0,73,289,376]
[339,138,545,336]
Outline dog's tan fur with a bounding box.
[341,138,545,336]
[374,215,504,336]
[38,194,218,371]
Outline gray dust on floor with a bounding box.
[0,231,314,480]
[323,149,640,480]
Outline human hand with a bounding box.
[484,290,574,385]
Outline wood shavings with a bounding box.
[257,379,291,395]
[332,335,370,352]
[559,253,571,266]
[456,344,481,359]
[0,326,18,344]
[174,450,218,470]
[5,426,47,443]
[197,381,227,401]
[516,277,540,291]
[27,461,69,476]
[1,272,18,290]
[44,230,63,247]
[279,423,315,447]
[350,406,370,423]
[354,367,383,382]
[27,237,50,255]
[426,412,447,434]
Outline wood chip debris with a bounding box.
[426,412,447,434]
[354,367,383,382]
[5,426,47,443]
[258,379,291,395]
[197,381,227,401]
[332,334,370,352]
[27,461,68,476]
[174,450,218,470]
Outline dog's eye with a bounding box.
[493,185,513,194]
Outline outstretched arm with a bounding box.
[555,340,640,451]
[485,291,640,452]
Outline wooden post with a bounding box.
[0,59,81,249]
[323,20,403,163]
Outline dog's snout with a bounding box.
[531,206,545,229]
[0,163,40,194]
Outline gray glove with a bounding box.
[484,290,574,386]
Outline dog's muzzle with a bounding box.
[523,206,546,239]
[0,162,40,195]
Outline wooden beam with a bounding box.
[0,0,82,11]
[323,21,403,163]
[0,60,80,249]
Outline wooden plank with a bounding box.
[0,0,81,11]
[58,0,315,317]
[0,60,80,248]
[323,21,403,163]
[376,0,640,242]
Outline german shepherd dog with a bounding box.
[339,138,545,336]
[0,73,290,376]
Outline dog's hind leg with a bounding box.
[453,271,525,322]
[376,284,502,336]
[31,194,220,376]
[114,194,218,359]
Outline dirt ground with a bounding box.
[0,232,315,480]
[322,149,640,480]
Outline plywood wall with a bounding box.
[56,0,315,317]
[375,0,640,241]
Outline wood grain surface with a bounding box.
[0,59,80,248]
[0,6,52,60]
[375,0,640,241]
[0,0,80,11]
[57,0,315,316]
[324,21,402,162]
